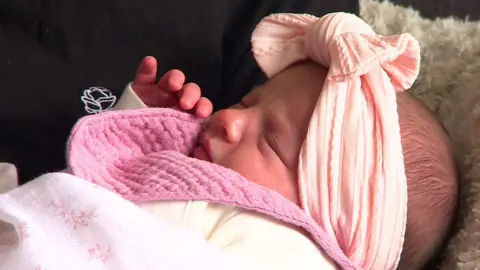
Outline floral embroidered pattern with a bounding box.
[81,86,117,114]
[88,244,113,263]
[50,200,97,230]
[18,222,30,240]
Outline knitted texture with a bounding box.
[66,108,358,270]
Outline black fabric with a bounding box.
[0,0,358,184]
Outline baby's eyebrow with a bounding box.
[242,86,262,105]
[250,85,262,93]
[249,85,262,97]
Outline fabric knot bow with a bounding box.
[251,12,421,270]
[252,12,420,91]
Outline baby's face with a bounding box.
[193,62,328,204]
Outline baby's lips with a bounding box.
[198,133,213,161]
[192,144,211,162]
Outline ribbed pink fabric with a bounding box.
[251,13,421,270]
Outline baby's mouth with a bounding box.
[193,134,212,162]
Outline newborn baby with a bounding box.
[93,13,457,269]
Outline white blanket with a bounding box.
[0,172,242,270]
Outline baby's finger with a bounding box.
[178,83,201,111]
[142,89,177,108]
[133,56,157,85]
[157,69,185,92]
[195,97,213,118]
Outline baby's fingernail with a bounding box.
[198,108,208,117]
[181,99,192,108]
[172,80,182,89]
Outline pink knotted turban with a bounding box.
[251,13,420,269]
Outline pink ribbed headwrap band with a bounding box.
[251,13,420,269]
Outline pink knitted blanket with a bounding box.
[66,108,358,270]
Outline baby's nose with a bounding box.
[213,109,247,144]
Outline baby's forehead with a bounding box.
[247,65,326,102]
[241,85,262,103]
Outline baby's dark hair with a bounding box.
[396,92,458,269]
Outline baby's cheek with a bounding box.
[250,167,300,206]
[219,149,300,205]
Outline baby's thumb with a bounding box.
[133,56,157,85]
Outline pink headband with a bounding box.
[252,13,420,269]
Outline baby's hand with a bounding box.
[131,56,213,118]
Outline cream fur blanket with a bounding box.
[360,0,480,269]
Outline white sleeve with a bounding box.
[0,163,18,193]
[113,82,148,110]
